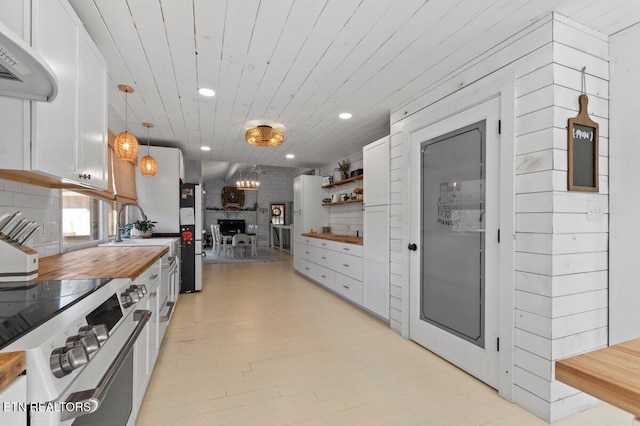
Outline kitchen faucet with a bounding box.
[114,203,148,242]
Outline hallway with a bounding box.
[137,254,630,425]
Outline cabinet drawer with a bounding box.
[313,247,333,269]
[298,258,314,277]
[311,265,334,289]
[333,241,363,257]
[299,244,313,261]
[308,238,335,250]
[334,253,363,281]
[135,260,161,287]
[334,273,363,305]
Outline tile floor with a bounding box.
[137,253,632,425]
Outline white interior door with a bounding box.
[409,97,500,388]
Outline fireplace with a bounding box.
[218,219,245,235]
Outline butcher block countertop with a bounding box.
[301,233,363,245]
[0,352,25,393]
[556,338,640,418]
[38,246,168,281]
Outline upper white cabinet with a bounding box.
[0,0,108,190]
[136,146,184,233]
[293,175,328,241]
[363,137,390,206]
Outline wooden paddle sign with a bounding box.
[567,94,599,192]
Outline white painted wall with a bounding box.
[390,13,609,422]
[609,23,640,345]
[0,179,61,257]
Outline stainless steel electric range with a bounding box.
[0,277,151,425]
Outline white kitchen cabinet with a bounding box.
[0,375,26,425]
[0,0,108,190]
[293,175,328,242]
[361,136,391,320]
[363,204,390,319]
[136,146,184,233]
[363,136,390,207]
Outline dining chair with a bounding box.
[250,225,258,256]
[232,233,251,258]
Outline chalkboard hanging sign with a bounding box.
[568,94,599,192]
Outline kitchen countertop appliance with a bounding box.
[1,277,150,425]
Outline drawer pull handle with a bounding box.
[343,248,350,251]
[321,275,326,278]
[305,267,310,271]
[321,256,326,260]
[343,264,349,267]
[343,285,350,289]
[150,274,158,280]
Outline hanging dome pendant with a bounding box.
[114,85,139,162]
[139,122,157,176]
[245,125,284,147]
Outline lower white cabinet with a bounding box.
[363,205,390,319]
[295,238,373,315]
[0,375,26,425]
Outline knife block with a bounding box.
[0,234,38,281]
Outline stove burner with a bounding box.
[0,278,113,349]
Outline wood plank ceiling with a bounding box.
[68,0,639,171]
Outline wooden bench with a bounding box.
[556,338,640,423]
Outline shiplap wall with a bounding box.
[203,166,298,246]
[0,179,61,257]
[390,13,609,422]
[319,152,364,237]
[609,23,640,345]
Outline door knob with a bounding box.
[408,243,417,251]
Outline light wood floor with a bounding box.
[137,253,631,425]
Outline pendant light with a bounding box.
[245,125,284,147]
[236,166,260,190]
[139,122,157,176]
[113,85,139,162]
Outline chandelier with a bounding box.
[245,125,284,147]
[139,122,157,176]
[236,167,260,190]
[113,85,139,162]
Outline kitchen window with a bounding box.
[61,190,108,249]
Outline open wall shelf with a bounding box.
[322,174,363,188]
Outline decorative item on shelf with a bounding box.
[236,166,260,190]
[322,197,332,204]
[222,186,245,207]
[338,159,350,181]
[139,122,157,176]
[128,219,156,238]
[350,168,363,178]
[353,187,363,200]
[339,193,348,202]
[245,125,284,147]
[322,176,333,185]
[113,85,139,162]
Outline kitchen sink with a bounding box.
[100,238,178,246]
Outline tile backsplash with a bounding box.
[0,179,61,258]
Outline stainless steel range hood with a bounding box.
[0,21,57,102]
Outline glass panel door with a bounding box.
[421,121,486,348]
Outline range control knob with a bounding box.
[65,333,99,354]
[121,292,133,308]
[79,324,109,346]
[129,285,145,298]
[138,284,147,295]
[50,346,89,378]
[127,289,140,303]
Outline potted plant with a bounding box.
[353,187,364,199]
[337,159,350,181]
[129,219,156,238]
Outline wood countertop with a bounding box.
[0,352,25,393]
[556,338,640,418]
[38,246,168,281]
[301,233,363,246]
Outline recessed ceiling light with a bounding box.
[339,112,352,119]
[200,146,211,151]
[286,154,295,159]
[198,88,215,97]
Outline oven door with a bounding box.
[31,309,151,426]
